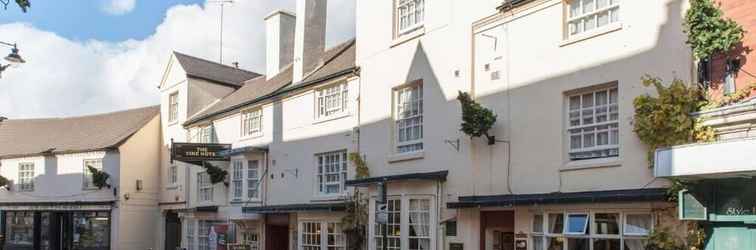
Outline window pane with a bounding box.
[598,11,610,27]
[570,1,581,18]
[533,214,544,233]
[567,238,589,250]
[594,213,619,235]
[593,238,620,250]
[548,214,564,234]
[533,237,545,250]
[623,239,646,250]
[624,214,652,235]
[596,0,608,9]
[566,214,588,234]
[547,237,564,250]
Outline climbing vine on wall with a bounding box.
[349,152,370,179]
[703,82,756,109]
[684,0,744,60]
[341,190,368,250]
[457,91,498,145]
[633,75,715,166]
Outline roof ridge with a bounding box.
[173,51,259,75]
[4,105,159,122]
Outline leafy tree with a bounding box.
[633,75,714,166]
[684,0,744,59]
[1,0,30,12]
[457,91,497,145]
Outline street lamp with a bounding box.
[0,41,25,78]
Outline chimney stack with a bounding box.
[293,0,327,84]
[265,10,296,79]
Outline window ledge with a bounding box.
[560,23,623,47]
[561,157,622,171]
[167,120,179,127]
[313,112,351,125]
[391,27,426,48]
[240,132,264,141]
[311,195,346,202]
[387,151,425,163]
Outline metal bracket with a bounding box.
[445,138,460,152]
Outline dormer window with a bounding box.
[396,0,425,37]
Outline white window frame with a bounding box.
[247,160,260,200]
[197,125,216,143]
[169,92,179,123]
[566,84,619,161]
[241,108,263,137]
[408,199,431,250]
[372,197,436,250]
[186,219,196,250]
[82,159,103,190]
[565,0,620,39]
[315,82,349,121]
[395,0,425,37]
[394,82,424,154]
[316,150,348,196]
[169,165,178,185]
[18,162,34,192]
[242,230,260,250]
[198,172,214,202]
[198,220,211,250]
[531,211,653,250]
[232,160,244,200]
[564,212,590,235]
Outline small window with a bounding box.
[82,159,103,190]
[548,214,564,234]
[169,165,178,185]
[241,108,263,137]
[624,214,652,236]
[316,82,349,119]
[565,213,589,235]
[395,0,425,37]
[198,172,213,202]
[445,220,458,237]
[232,161,243,199]
[18,163,34,192]
[395,83,424,154]
[197,125,216,143]
[168,92,179,123]
[723,59,740,95]
[408,199,431,249]
[532,214,544,233]
[566,0,620,38]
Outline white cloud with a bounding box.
[0,0,355,118]
[102,0,137,15]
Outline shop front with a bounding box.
[0,202,113,250]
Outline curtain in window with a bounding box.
[624,215,651,235]
[409,199,430,250]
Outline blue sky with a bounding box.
[0,0,205,42]
[0,0,355,118]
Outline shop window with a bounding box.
[5,211,34,247]
[242,231,260,250]
[375,199,402,250]
[594,213,620,235]
[566,213,589,235]
[445,220,457,237]
[299,222,345,250]
[532,212,651,250]
[408,199,431,250]
[72,212,111,249]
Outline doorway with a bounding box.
[480,211,514,250]
[265,214,290,250]
[164,211,182,250]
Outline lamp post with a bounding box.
[0,41,26,78]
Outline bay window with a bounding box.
[408,199,431,250]
[374,197,434,250]
[566,0,620,38]
[232,160,243,200]
[394,82,424,154]
[299,221,346,250]
[532,211,652,250]
[567,85,619,161]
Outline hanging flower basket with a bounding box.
[203,162,228,184]
[88,166,111,189]
[457,91,498,145]
[0,175,9,190]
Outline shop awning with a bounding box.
[345,170,448,187]
[447,188,668,208]
[0,200,114,211]
[655,138,756,179]
[242,203,347,214]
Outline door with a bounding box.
[705,223,756,250]
[265,225,289,250]
[490,230,514,250]
[165,212,182,250]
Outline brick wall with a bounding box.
[706,0,756,100]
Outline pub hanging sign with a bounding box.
[171,141,232,164]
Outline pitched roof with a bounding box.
[184,39,357,126]
[0,106,160,159]
[173,52,262,88]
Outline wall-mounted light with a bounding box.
[0,41,26,79]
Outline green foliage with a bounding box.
[633,75,714,166]
[341,190,368,250]
[666,178,688,202]
[457,91,497,143]
[1,0,30,12]
[684,0,744,59]
[0,174,8,188]
[349,153,369,179]
[203,162,227,184]
[87,166,111,189]
[646,223,705,250]
[703,83,756,110]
